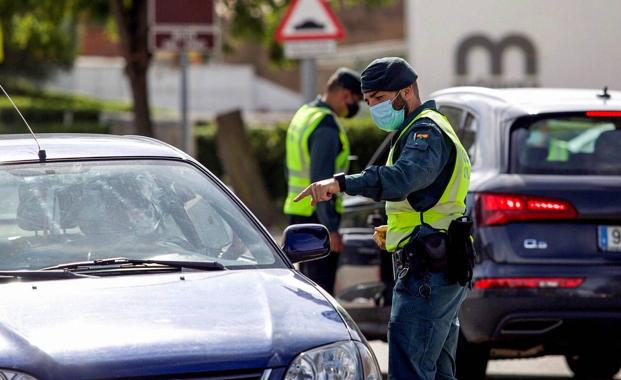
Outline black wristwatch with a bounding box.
[333,172,346,192]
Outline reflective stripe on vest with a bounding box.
[283,105,351,216]
[385,109,471,252]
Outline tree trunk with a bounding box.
[110,0,153,137]
[215,110,283,227]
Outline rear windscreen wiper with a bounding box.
[41,257,226,272]
[0,270,93,282]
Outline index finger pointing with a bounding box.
[293,186,311,202]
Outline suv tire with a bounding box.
[566,353,621,380]
[456,332,489,380]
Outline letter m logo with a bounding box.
[455,34,538,87]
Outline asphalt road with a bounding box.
[369,341,621,379]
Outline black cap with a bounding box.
[361,57,418,93]
[334,67,362,97]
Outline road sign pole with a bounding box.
[301,58,317,103]
[180,49,189,153]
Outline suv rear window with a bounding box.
[511,114,621,175]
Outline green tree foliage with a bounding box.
[0,0,393,138]
[0,0,80,80]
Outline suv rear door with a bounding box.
[476,112,621,264]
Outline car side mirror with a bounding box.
[281,224,330,264]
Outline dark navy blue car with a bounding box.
[0,134,381,380]
[337,88,621,379]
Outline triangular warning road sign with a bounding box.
[275,0,345,42]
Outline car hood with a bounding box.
[0,269,351,379]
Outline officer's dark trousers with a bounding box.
[287,214,339,295]
[388,270,467,380]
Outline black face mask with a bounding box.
[346,101,360,118]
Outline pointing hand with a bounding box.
[293,178,341,206]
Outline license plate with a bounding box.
[599,225,621,252]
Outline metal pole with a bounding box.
[180,49,189,153]
[301,58,317,103]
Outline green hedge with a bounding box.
[0,80,129,125]
[195,117,386,203]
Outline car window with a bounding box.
[0,160,284,270]
[438,105,478,164]
[511,114,621,175]
[437,106,464,131]
[462,113,478,164]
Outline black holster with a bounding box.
[394,226,449,281]
[393,217,476,286]
[446,216,477,286]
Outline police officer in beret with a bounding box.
[283,67,363,295]
[294,57,472,380]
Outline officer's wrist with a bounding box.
[333,172,346,192]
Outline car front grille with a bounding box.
[108,369,268,380]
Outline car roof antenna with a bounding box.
[597,86,611,100]
[0,83,46,162]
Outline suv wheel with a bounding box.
[566,353,621,380]
[456,332,489,380]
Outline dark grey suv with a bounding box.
[337,87,621,379]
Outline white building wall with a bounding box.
[48,57,303,116]
[407,0,621,98]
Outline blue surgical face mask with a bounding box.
[369,91,405,132]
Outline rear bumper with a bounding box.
[461,296,621,339]
[461,265,621,355]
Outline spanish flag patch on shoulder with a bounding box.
[416,133,429,139]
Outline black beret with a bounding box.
[361,57,418,93]
[334,67,362,97]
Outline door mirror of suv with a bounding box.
[282,224,330,264]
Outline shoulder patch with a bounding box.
[416,133,429,139]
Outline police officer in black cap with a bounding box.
[283,67,363,295]
[295,57,472,379]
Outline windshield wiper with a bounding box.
[0,270,93,282]
[41,257,225,272]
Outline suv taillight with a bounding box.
[473,277,584,289]
[476,193,577,226]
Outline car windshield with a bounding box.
[511,114,621,175]
[0,160,284,270]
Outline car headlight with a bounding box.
[284,341,381,380]
[0,370,38,380]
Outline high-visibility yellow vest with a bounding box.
[547,138,570,162]
[283,105,350,216]
[385,109,471,252]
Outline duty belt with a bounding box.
[391,230,451,299]
[392,248,432,299]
